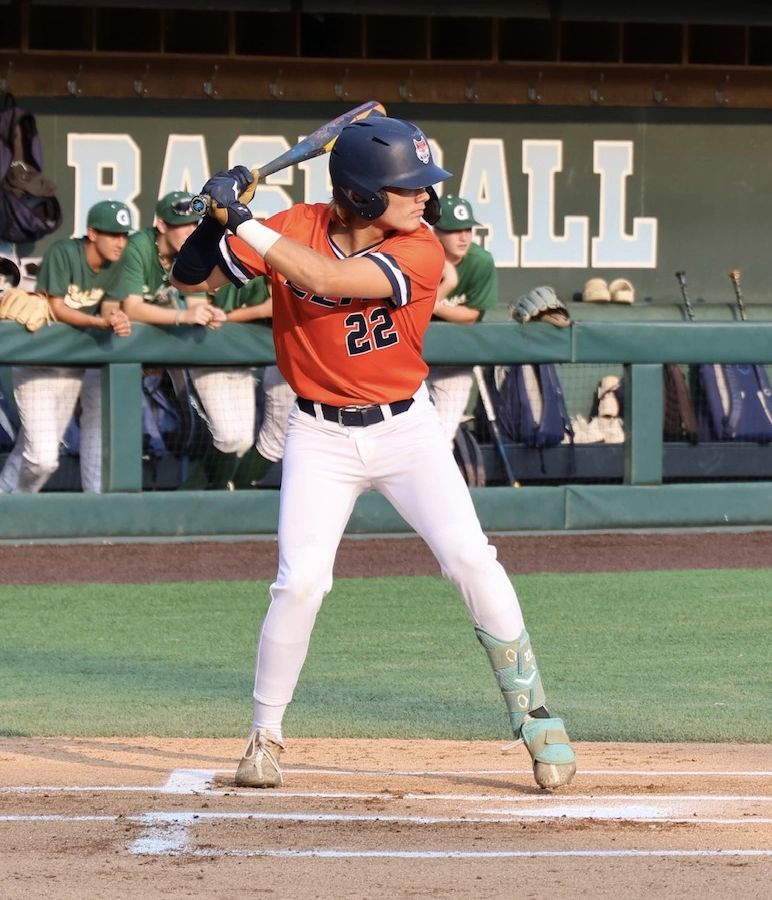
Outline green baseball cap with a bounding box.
[87,200,133,234]
[433,195,481,231]
[155,191,201,226]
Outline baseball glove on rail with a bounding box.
[510,285,572,328]
[0,288,56,332]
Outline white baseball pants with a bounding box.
[250,383,525,735]
[0,365,103,493]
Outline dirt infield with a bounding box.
[2,736,771,899]
[2,531,771,898]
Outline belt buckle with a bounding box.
[337,404,364,426]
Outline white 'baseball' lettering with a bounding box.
[69,133,658,269]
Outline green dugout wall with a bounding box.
[2,314,772,540]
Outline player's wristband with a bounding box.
[235,218,281,258]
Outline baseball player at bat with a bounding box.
[172,115,576,791]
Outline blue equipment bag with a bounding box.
[697,363,772,442]
[493,363,573,446]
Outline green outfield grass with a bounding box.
[1,569,770,742]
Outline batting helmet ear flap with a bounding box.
[333,183,389,221]
[422,187,441,226]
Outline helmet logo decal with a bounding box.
[413,135,430,165]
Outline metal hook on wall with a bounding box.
[334,67,350,100]
[269,68,284,99]
[398,68,414,102]
[203,65,219,99]
[0,61,13,94]
[67,64,83,97]
[527,71,543,103]
[653,72,670,105]
[715,74,730,105]
[134,64,150,98]
[589,72,605,104]
[464,70,481,103]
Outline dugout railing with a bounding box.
[1,316,772,539]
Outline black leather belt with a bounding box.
[297,396,414,427]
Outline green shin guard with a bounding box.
[475,626,576,790]
[475,626,546,740]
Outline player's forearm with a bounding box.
[123,296,177,325]
[171,216,230,292]
[48,296,109,329]
[433,303,481,324]
[235,220,385,298]
[236,221,329,292]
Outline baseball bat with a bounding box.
[674,270,696,322]
[729,269,747,321]
[473,365,520,488]
[190,100,387,214]
[727,268,772,418]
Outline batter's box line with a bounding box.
[137,848,772,860]
[126,811,772,858]
[4,763,772,797]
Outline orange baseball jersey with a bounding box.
[220,203,445,406]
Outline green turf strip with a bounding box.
[1,570,770,741]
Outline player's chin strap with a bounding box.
[474,626,546,743]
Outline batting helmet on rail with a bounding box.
[329,116,451,224]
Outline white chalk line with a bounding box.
[3,762,772,799]
[155,849,772,860]
[3,811,769,860]
[3,809,770,860]
[4,765,772,861]
[257,768,772,778]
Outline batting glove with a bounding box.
[510,285,572,327]
[201,167,257,232]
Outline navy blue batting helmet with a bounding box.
[329,117,451,224]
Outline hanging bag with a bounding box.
[0,93,63,244]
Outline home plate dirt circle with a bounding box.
[1,736,771,899]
